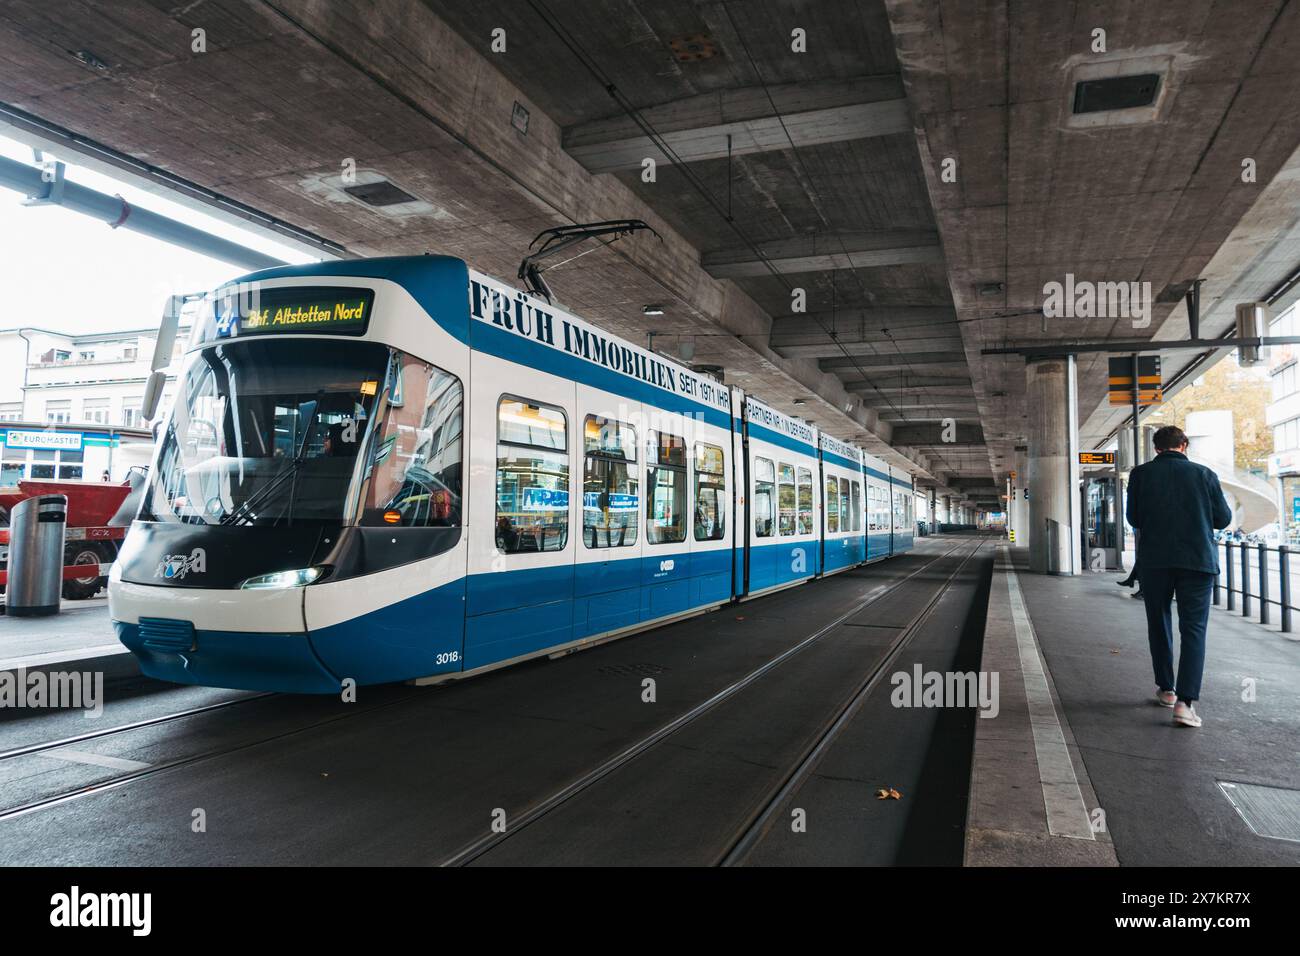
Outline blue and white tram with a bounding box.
[737,395,821,598]
[818,433,866,575]
[109,255,917,693]
[864,451,894,561]
[890,466,916,554]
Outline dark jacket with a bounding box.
[1126,451,1233,574]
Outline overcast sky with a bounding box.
[0,132,319,336]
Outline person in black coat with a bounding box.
[1125,425,1233,728]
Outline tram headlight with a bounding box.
[239,566,328,590]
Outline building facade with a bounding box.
[0,422,152,484]
[0,325,186,426]
[0,325,184,483]
[1266,303,1300,541]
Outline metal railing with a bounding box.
[1212,541,1295,633]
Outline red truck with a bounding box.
[0,478,132,600]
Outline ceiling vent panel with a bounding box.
[1062,55,1173,129]
[1072,73,1161,114]
[300,169,441,220]
[343,180,418,207]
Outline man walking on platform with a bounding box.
[1125,425,1232,728]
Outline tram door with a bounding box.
[1082,474,1120,570]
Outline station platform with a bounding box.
[0,597,130,671]
[968,545,1300,866]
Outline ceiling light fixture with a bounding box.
[511,101,530,135]
[642,305,665,315]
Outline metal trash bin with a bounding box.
[6,494,67,617]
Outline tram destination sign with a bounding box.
[219,287,374,337]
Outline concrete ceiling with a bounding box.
[2,0,1299,509]
[425,0,979,486]
[0,0,961,484]
[883,0,1300,497]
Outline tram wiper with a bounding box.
[218,455,305,526]
[219,398,321,526]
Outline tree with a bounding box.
[1144,356,1271,474]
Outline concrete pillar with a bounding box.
[929,488,938,530]
[1010,446,1030,548]
[1026,356,1081,574]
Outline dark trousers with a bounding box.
[1138,567,1214,701]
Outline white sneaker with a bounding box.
[1173,701,1202,728]
[1155,688,1177,708]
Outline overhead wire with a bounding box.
[526,0,948,476]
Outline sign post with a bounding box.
[1107,355,1162,472]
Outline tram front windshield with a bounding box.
[141,339,389,526]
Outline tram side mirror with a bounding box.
[151,294,183,372]
[142,295,184,422]
[141,370,167,423]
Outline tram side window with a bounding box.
[796,467,813,534]
[496,396,569,553]
[362,356,464,528]
[850,481,862,533]
[647,431,687,545]
[694,442,726,541]
[825,475,839,533]
[754,457,775,538]
[583,416,638,549]
[777,462,796,536]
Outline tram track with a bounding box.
[0,692,276,764]
[0,538,985,838]
[0,690,426,823]
[437,535,990,866]
[718,537,989,865]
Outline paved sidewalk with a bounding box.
[970,545,1300,866]
[0,598,126,669]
